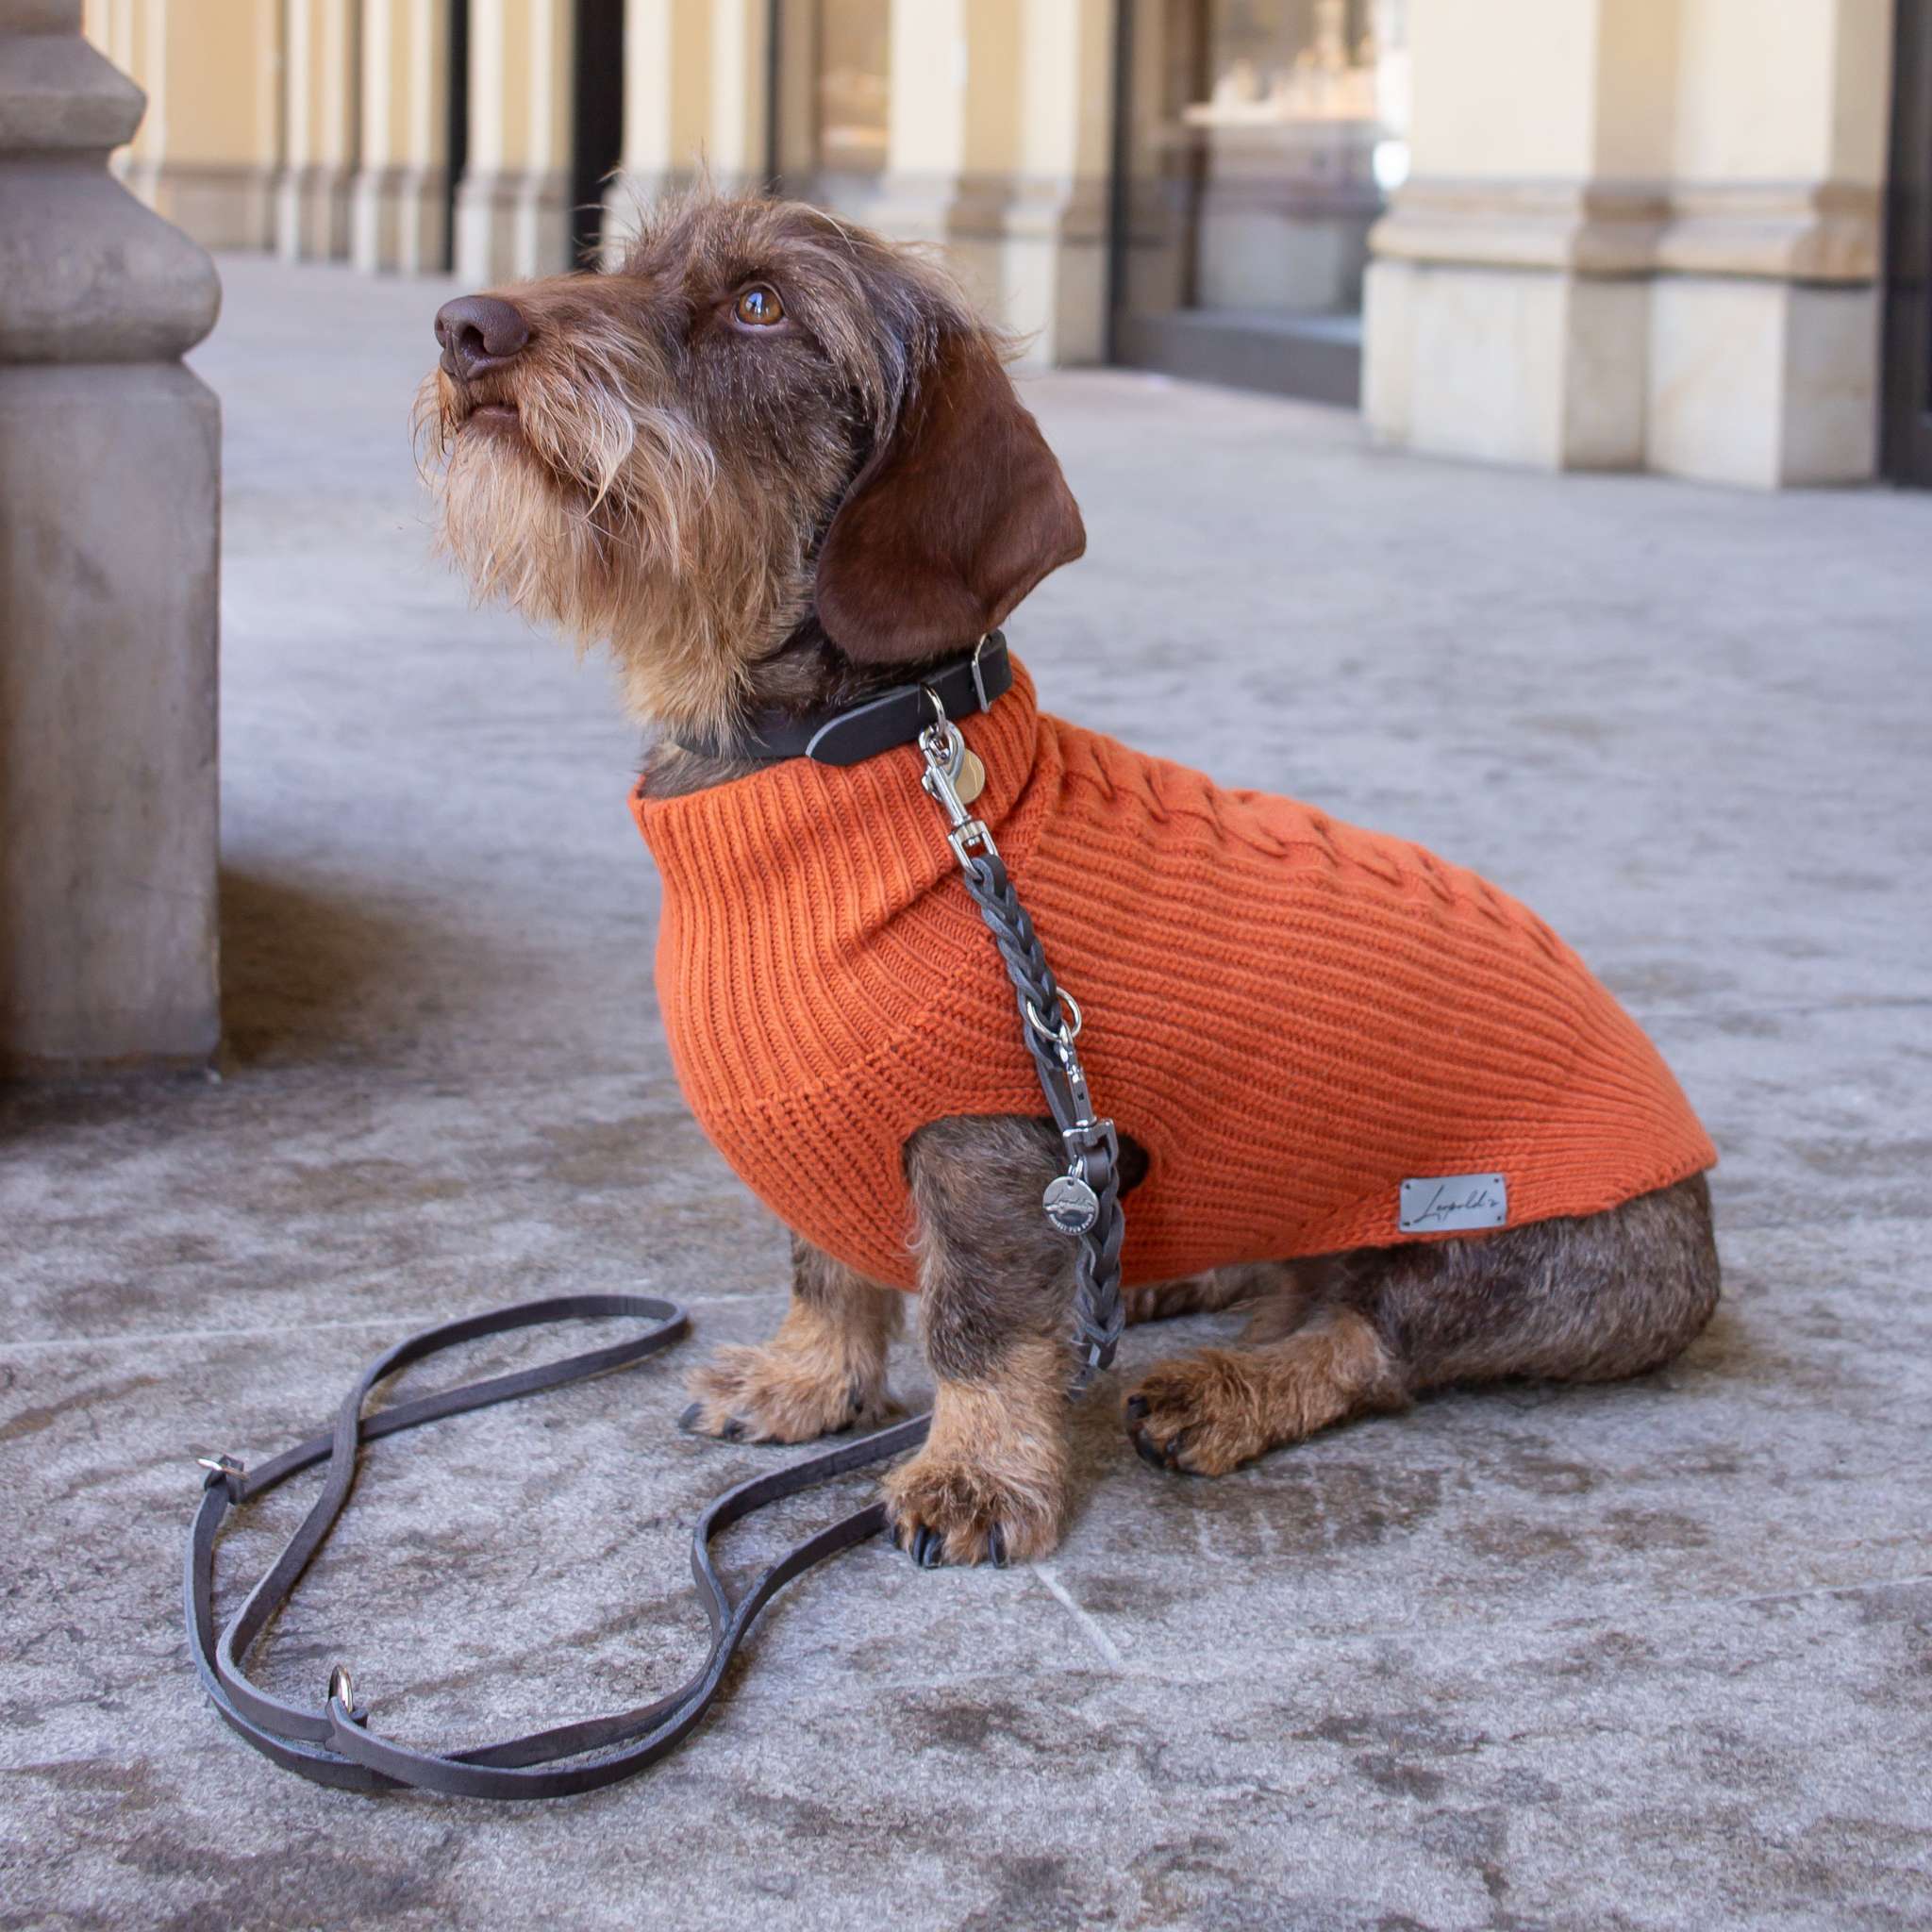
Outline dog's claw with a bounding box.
[680,1401,748,1441]
[987,1524,1008,1569]
[909,1526,943,1569]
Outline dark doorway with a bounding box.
[1108,0,1404,407]
[572,0,626,266]
[442,0,468,273]
[1884,0,1932,483]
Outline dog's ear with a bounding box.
[814,333,1086,664]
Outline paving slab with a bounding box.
[2,254,1929,1931]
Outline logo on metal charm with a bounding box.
[1042,1174,1100,1235]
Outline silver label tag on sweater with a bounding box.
[1399,1174,1507,1233]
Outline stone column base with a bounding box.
[866,173,1110,369]
[1364,179,1884,489]
[0,363,221,1075]
[1647,276,1877,489]
[453,168,570,286]
[1365,260,1879,489]
[350,164,451,275]
[1364,260,1649,473]
[121,159,277,252]
[275,161,354,261]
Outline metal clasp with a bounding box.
[196,1454,245,1493]
[919,693,1000,870]
[326,1664,354,1709]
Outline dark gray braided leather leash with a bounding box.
[917,695,1127,1390]
[183,663,1124,1797]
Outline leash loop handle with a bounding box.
[186,1292,929,1798]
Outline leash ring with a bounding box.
[1024,991,1081,1044]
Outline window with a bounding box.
[1113,0,1411,403]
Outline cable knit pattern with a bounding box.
[631,662,1716,1291]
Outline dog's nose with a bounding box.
[434,293,530,383]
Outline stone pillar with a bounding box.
[351,0,449,272]
[870,0,1113,368]
[1364,0,1890,487]
[601,0,769,261]
[1007,0,1113,366]
[0,0,221,1074]
[454,0,572,282]
[83,0,281,249]
[1644,0,1890,486]
[276,0,360,259]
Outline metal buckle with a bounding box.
[326,1664,354,1709]
[970,635,992,715]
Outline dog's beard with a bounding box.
[415,361,809,741]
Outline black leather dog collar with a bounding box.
[677,631,1011,767]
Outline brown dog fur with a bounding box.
[421,192,1721,1569]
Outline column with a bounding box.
[453,0,572,283]
[351,0,450,271]
[1363,0,1890,486]
[0,0,222,1073]
[1362,0,1670,473]
[1008,0,1114,365]
[872,0,1113,367]
[601,0,768,262]
[1645,0,1890,486]
[83,0,281,249]
[276,0,361,258]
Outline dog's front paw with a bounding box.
[1123,1351,1268,1476]
[680,1341,900,1444]
[882,1447,1063,1569]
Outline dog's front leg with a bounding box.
[682,1236,905,1441]
[884,1118,1074,1568]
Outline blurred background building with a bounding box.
[80,1,1927,493]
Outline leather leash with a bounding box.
[185,632,1122,1797]
[187,1291,931,1797]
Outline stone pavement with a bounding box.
[3,254,1929,1932]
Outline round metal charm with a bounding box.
[1042,1173,1100,1235]
[954,748,986,806]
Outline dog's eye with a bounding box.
[734,285,785,328]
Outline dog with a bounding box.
[418,194,1721,1571]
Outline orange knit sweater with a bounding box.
[631,662,1715,1291]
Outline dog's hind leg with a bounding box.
[681,1236,905,1442]
[1123,1173,1720,1476]
[1124,1307,1409,1475]
[1123,1261,1291,1325]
